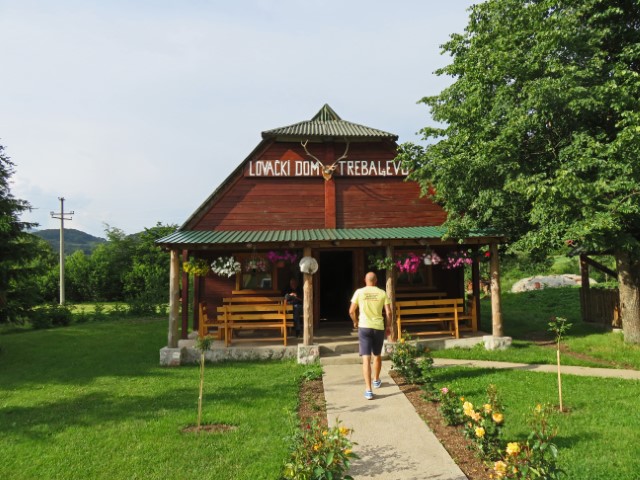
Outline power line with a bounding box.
[50,197,74,305]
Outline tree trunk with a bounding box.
[616,250,640,344]
[489,243,503,337]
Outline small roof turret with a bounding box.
[261,104,398,141]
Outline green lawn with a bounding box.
[0,318,305,480]
[433,366,640,479]
[431,288,640,370]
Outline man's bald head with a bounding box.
[365,272,377,286]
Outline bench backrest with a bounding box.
[217,303,293,321]
[395,298,465,315]
[222,296,284,304]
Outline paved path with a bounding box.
[322,361,467,480]
[432,358,640,380]
[321,357,639,480]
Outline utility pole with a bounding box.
[50,197,74,305]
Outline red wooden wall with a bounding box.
[189,140,446,231]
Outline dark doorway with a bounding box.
[319,251,354,323]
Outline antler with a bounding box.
[301,139,350,180]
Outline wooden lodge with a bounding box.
[156,105,505,350]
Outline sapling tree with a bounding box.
[195,335,214,432]
[548,316,572,412]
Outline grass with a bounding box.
[431,288,640,370]
[0,318,306,480]
[433,366,640,479]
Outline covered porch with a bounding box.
[157,226,507,364]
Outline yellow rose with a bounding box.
[322,430,328,436]
[475,427,485,438]
[471,411,482,422]
[483,403,492,414]
[344,449,352,456]
[492,412,504,424]
[313,443,321,451]
[506,442,521,456]
[493,460,507,478]
[460,397,465,402]
[339,426,349,436]
[463,401,474,416]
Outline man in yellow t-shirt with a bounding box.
[349,272,391,400]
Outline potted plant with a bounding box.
[182,258,211,276]
[210,256,241,277]
[267,250,298,268]
[244,256,269,273]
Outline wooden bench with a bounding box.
[395,298,466,339]
[217,301,293,347]
[198,302,224,339]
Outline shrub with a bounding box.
[438,387,464,426]
[30,304,74,329]
[462,384,504,460]
[491,404,562,479]
[390,332,426,384]
[282,418,356,480]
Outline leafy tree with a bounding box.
[65,250,94,302]
[0,143,40,322]
[399,0,640,342]
[123,222,176,304]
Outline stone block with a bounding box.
[297,344,320,364]
[483,335,513,351]
[159,347,183,366]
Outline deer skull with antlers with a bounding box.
[301,139,350,181]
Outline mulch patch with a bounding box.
[298,372,493,480]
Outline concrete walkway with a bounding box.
[322,361,467,480]
[321,357,640,480]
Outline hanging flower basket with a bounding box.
[182,258,211,276]
[244,257,269,272]
[210,256,241,278]
[368,252,396,271]
[267,250,298,267]
[395,252,423,274]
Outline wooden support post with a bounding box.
[489,243,503,337]
[168,249,180,348]
[385,245,397,341]
[181,250,189,339]
[303,246,314,346]
[471,247,481,332]
[193,270,201,332]
[579,254,590,322]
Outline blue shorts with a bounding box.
[358,327,385,356]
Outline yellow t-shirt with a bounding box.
[351,286,390,330]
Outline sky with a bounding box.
[1,0,477,238]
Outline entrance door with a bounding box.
[319,251,354,324]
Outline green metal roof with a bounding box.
[261,104,398,141]
[156,226,497,247]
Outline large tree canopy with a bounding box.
[0,143,39,322]
[399,0,640,341]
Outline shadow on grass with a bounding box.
[0,378,287,441]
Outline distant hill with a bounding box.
[32,229,107,255]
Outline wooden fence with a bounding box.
[580,287,621,328]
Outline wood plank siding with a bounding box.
[190,141,446,231]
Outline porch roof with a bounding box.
[156,226,500,248]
